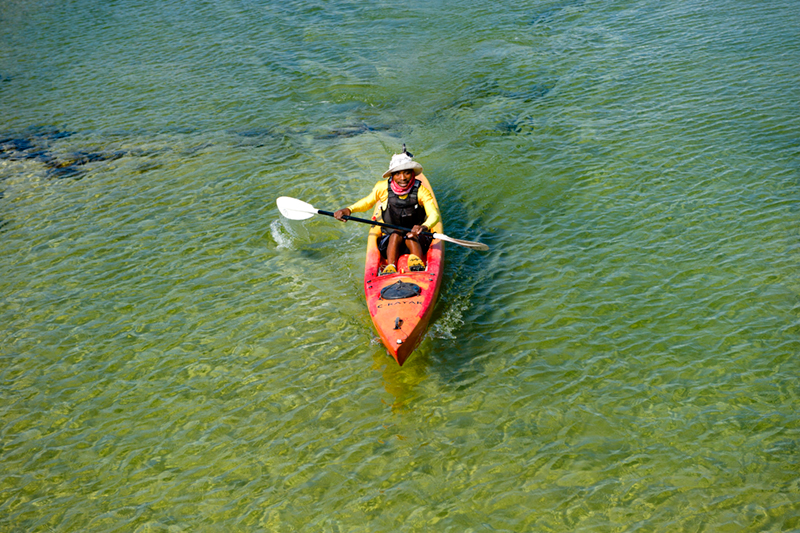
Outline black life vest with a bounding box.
[381,178,427,233]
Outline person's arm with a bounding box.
[334,182,384,221]
[417,186,440,229]
[333,207,351,221]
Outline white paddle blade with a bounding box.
[432,233,489,251]
[276,196,318,220]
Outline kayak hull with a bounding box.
[363,174,444,365]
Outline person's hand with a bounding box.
[407,224,428,239]
[334,208,351,221]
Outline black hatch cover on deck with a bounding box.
[380,281,421,300]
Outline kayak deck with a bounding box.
[363,174,444,365]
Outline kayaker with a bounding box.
[334,151,440,275]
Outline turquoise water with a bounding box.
[2,0,799,531]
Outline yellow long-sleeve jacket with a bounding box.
[347,179,440,229]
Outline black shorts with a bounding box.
[378,230,432,258]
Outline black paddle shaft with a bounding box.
[316,210,434,237]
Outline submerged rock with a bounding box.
[44,150,127,179]
[314,122,393,140]
[442,79,556,114]
[0,129,76,161]
[0,129,127,179]
[0,137,36,158]
[495,119,524,135]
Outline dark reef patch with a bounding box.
[1,129,75,162]
[0,129,130,179]
[444,79,556,113]
[493,116,538,136]
[45,150,127,178]
[313,122,394,140]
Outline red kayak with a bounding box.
[363,174,444,365]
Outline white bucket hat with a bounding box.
[382,153,423,178]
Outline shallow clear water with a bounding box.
[2,0,799,531]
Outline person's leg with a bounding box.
[406,238,424,263]
[386,232,403,267]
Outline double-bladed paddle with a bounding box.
[276,196,489,251]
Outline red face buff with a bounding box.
[390,173,415,195]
